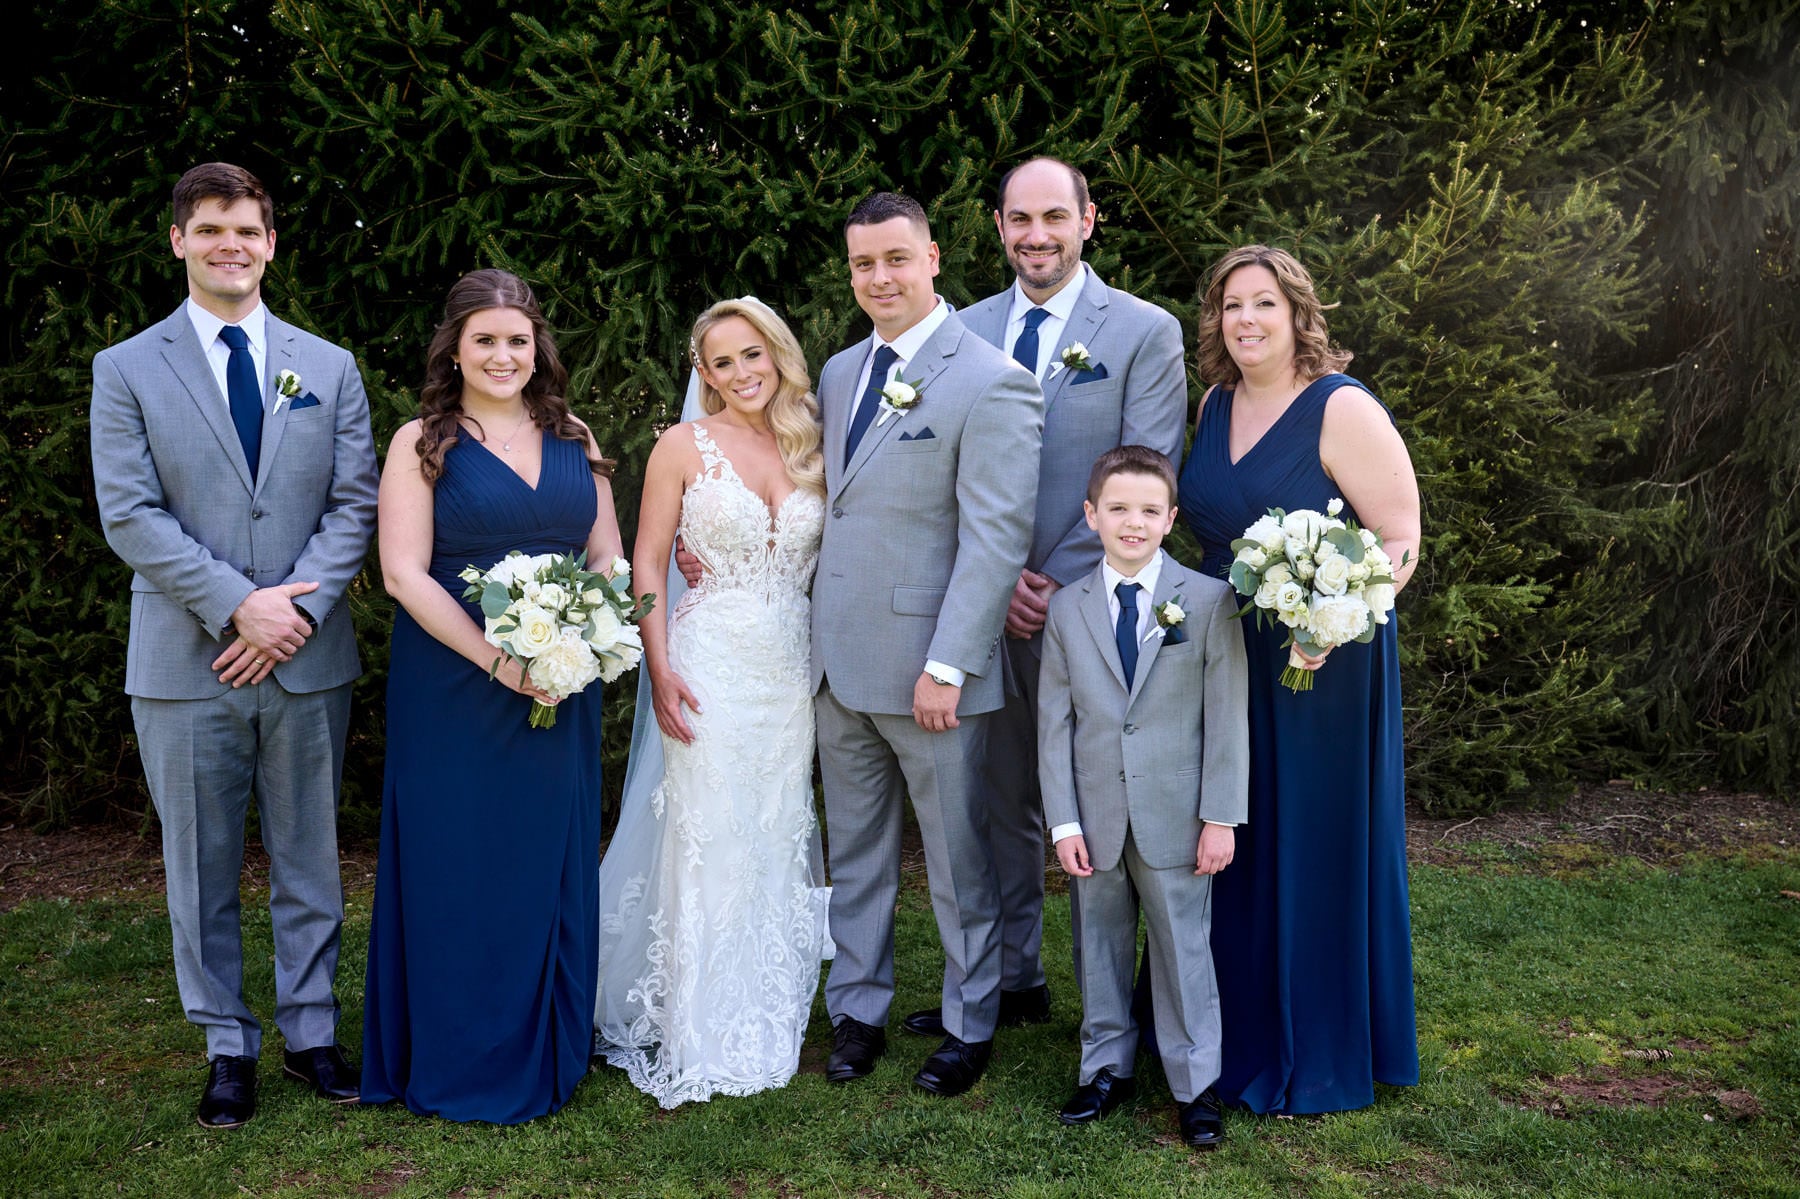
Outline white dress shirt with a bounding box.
[1002,266,1086,380]
[185,298,269,413]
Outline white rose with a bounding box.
[582,587,607,606]
[483,614,507,648]
[609,556,631,581]
[1245,514,1285,552]
[1314,555,1352,596]
[1361,528,1379,549]
[597,625,644,683]
[882,380,917,406]
[1315,538,1341,561]
[1264,563,1294,586]
[583,604,625,652]
[1348,559,1372,584]
[1295,558,1316,581]
[1363,582,1396,624]
[528,629,602,699]
[1366,545,1395,574]
[535,582,570,614]
[1160,601,1186,626]
[1309,593,1372,646]
[509,604,560,658]
[521,580,542,603]
[1327,497,1345,517]
[1234,545,1268,570]
[1281,509,1325,543]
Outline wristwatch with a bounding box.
[924,666,957,687]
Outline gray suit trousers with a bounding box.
[982,635,1052,990]
[133,680,351,1059]
[1073,830,1222,1103]
[817,683,1003,1042]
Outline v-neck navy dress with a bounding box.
[1177,373,1418,1114]
[362,433,602,1123]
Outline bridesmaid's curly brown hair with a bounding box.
[1196,245,1353,388]
[414,269,613,483]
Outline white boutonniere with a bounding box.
[273,369,303,413]
[1060,343,1095,373]
[1149,594,1188,645]
[875,376,922,427]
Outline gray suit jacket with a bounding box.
[1037,556,1249,872]
[811,310,1044,716]
[91,305,379,700]
[959,264,1187,587]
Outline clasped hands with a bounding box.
[213,581,318,687]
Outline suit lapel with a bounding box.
[1078,570,1130,692]
[822,352,852,499]
[839,322,957,493]
[1043,266,1110,412]
[157,308,256,495]
[1127,559,1186,706]
[254,314,300,496]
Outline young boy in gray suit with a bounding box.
[1036,445,1249,1148]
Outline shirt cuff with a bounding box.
[923,660,967,687]
[1202,820,1237,828]
[1049,822,1084,843]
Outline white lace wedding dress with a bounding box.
[593,424,829,1108]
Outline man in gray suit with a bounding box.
[813,192,1044,1097]
[90,163,378,1129]
[903,157,1188,1038]
[1037,445,1247,1147]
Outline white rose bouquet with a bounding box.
[1227,498,1406,692]
[459,550,653,728]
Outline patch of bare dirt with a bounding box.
[1407,783,1798,871]
[3,784,1792,910]
[0,822,380,912]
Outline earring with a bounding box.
[452,361,461,371]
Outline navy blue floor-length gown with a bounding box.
[362,433,602,1124]
[1178,373,1418,1115]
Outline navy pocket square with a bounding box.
[1071,363,1110,384]
[288,392,322,411]
[898,427,935,441]
[1163,623,1187,646]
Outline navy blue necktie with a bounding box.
[1011,307,1050,374]
[845,343,899,459]
[219,325,263,483]
[1115,581,1142,688]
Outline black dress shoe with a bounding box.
[912,1034,993,1097]
[1058,1067,1137,1125]
[902,984,1053,1036]
[826,1017,886,1082]
[283,1044,361,1103]
[1177,1088,1226,1150]
[196,1055,257,1130]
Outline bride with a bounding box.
[593,297,830,1107]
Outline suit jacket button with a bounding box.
[251,509,264,519]
[243,567,254,578]
[1118,771,1126,782]
[832,507,844,518]
[1123,723,1135,734]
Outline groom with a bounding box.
[90,163,379,1128]
[813,192,1044,1097]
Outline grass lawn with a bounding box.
[1,828,1796,1197]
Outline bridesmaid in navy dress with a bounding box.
[1176,245,1421,1115]
[362,270,623,1123]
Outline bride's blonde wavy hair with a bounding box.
[690,298,825,496]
